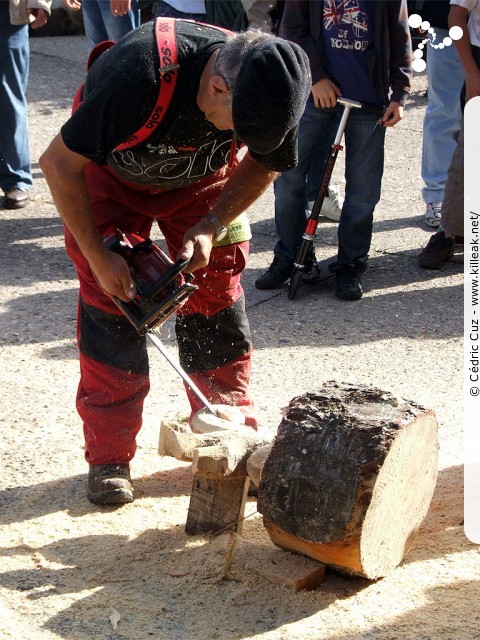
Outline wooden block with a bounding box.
[185,473,250,536]
[246,444,272,487]
[159,420,271,477]
[160,418,271,536]
[255,548,326,591]
[158,421,198,461]
[191,406,253,435]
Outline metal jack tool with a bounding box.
[288,97,369,300]
[104,229,217,416]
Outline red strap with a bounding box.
[71,40,117,116]
[114,18,179,152]
[87,40,116,70]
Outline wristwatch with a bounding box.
[204,214,228,242]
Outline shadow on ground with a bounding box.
[0,465,473,640]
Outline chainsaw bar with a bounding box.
[103,229,217,415]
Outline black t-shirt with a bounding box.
[61,20,297,190]
[408,1,451,30]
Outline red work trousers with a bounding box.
[65,163,255,465]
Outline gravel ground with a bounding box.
[0,34,475,640]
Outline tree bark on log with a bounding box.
[257,382,439,579]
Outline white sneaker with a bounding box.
[425,202,442,228]
[308,185,344,222]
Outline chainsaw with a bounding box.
[103,229,218,415]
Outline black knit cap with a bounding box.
[232,38,311,155]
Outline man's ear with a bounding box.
[209,75,230,97]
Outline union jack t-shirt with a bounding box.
[322,0,382,106]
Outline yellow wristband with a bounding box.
[213,213,252,247]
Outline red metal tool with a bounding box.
[287,97,364,300]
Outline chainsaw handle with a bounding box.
[171,257,193,279]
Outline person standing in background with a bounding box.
[1,0,52,210]
[153,0,206,21]
[417,0,480,267]
[256,0,412,300]
[64,0,140,51]
[204,1,282,32]
[410,0,464,228]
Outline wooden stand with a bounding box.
[257,382,439,579]
[185,473,250,536]
[159,414,270,535]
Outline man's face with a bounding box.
[199,73,235,131]
[203,93,234,131]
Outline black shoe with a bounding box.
[4,188,29,210]
[334,264,364,300]
[87,464,134,505]
[418,230,454,269]
[255,256,293,290]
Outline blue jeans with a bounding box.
[0,2,32,193]
[273,97,385,266]
[154,1,206,20]
[421,28,464,205]
[82,0,141,51]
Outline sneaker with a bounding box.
[4,188,29,210]
[418,230,454,269]
[424,202,442,228]
[87,464,134,505]
[255,256,293,290]
[334,263,365,300]
[308,185,344,222]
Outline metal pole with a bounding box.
[147,330,217,416]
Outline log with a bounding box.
[257,382,439,579]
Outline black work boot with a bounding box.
[87,464,134,505]
[4,188,29,210]
[418,230,454,269]
[334,263,365,300]
[255,256,293,290]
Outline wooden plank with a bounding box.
[185,473,250,536]
[246,444,272,487]
[255,547,326,591]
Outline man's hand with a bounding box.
[465,67,480,101]
[381,101,404,128]
[311,78,341,109]
[30,8,49,28]
[111,0,132,16]
[64,0,82,11]
[89,250,137,302]
[176,218,216,274]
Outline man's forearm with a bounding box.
[39,135,106,265]
[449,5,477,75]
[208,152,277,227]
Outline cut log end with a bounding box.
[359,412,439,578]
